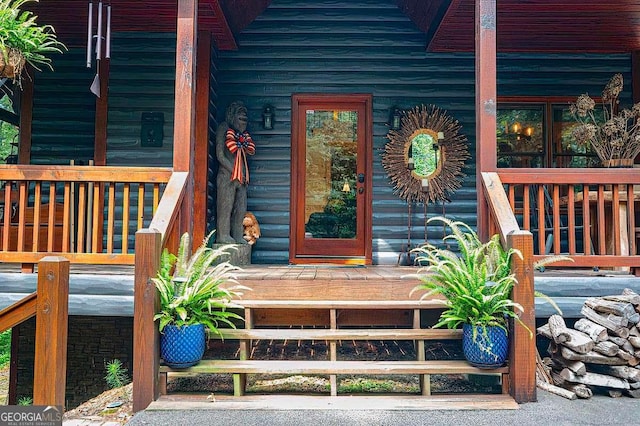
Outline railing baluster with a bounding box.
[583,186,590,256]
[47,184,56,252]
[2,183,11,251]
[628,184,636,255]
[597,185,606,255]
[63,182,71,253]
[537,185,545,255]
[107,182,116,254]
[552,184,560,254]
[77,183,87,254]
[33,182,42,251]
[16,181,28,252]
[122,183,130,254]
[567,184,576,255]
[523,185,530,230]
[612,184,621,256]
[138,184,145,230]
[92,183,101,253]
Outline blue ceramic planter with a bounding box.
[160,323,206,368]
[462,323,508,369]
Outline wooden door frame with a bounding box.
[289,93,373,264]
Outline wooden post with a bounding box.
[173,0,198,239]
[193,30,211,245]
[33,256,69,407]
[133,229,162,412]
[506,231,536,403]
[18,70,33,164]
[475,0,498,241]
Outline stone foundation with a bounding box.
[14,316,133,410]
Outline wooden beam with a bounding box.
[18,72,33,164]
[33,256,69,407]
[173,0,198,239]
[133,229,162,412]
[193,30,211,244]
[506,231,536,403]
[475,0,497,241]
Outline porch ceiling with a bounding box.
[28,0,640,54]
[428,0,640,53]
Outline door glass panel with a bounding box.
[304,109,357,239]
[497,106,544,168]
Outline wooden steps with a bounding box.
[160,292,508,397]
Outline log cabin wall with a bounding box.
[213,0,633,265]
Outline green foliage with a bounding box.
[411,216,531,339]
[0,96,18,162]
[153,232,249,336]
[0,0,67,83]
[17,396,32,405]
[104,359,130,389]
[0,329,10,368]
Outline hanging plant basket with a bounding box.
[0,48,25,80]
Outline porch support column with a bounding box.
[193,30,211,244]
[475,0,498,241]
[173,0,198,238]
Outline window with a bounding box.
[497,98,599,168]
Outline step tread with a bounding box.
[213,328,462,340]
[160,359,508,375]
[239,300,445,309]
[150,394,519,410]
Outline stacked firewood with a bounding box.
[537,288,640,400]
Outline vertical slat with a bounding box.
[92,182,102,253]
[612,184,621,256]
[153,183,160,216]
[329,308,337,397]
[597,185,606,255]
[33,256,69,406]
[235,307,252,396]
[16,181,28,252]
[133,229,161,412]
[552,184,560,254]
[523,185,530,230]
[76,183,87,253]
[107,182,116,253]
[537,185,545,255]
[628,184,636,255]
[414,308,429,396]
[122,183,131,254]
[47,184,56,252]
[32,182,42,251]
[567,185,576,255]
[138,184,145,230]
[2,184,11,251]
[62,182,71,252]
[583,186,591,255]
[508,184,515,211]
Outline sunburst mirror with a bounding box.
[382,104,470,203]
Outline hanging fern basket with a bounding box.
[0,48,25,80]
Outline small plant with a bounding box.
[411,216,530,339]
[104,359,130,389]
[0,329,10,369]
[0,0,67,84]
[17,396,32,406]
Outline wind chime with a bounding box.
[86,0,112,97]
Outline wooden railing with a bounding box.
[0,165,173,265]
[481,172,536,403]
[0,257,69,406]
[497,168,640,269]
[132,171,188,412]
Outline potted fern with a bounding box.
[0,0,67,84]
[153,232,248,368]
[411,217,531,368]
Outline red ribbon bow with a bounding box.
[225,129,255,183]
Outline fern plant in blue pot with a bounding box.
[153,232,248,368]
[411,217,532,368]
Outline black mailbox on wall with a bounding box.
[140,112,164,147]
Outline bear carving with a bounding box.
[242,212,261,245]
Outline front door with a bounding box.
[289,94,372,264]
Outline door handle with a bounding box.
[357,173,365,183]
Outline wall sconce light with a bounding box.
[509,122,533,141]
[262,105,274,130]
[390,107,402,130]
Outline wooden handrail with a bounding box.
[148,171,188,246]
[481,171,536,404]
[0,165,172,182]
[498,167,640,184]
[0,292,36,333]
